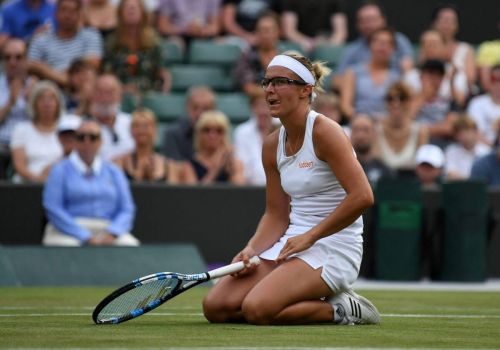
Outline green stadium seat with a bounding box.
[311,44,345,68]
[170,64,235,92]
[188,40,242,67]
[278,40,304,54]
[121,93,138,113]
[141,91,186,122]
[217,93,251,124]
[162,40,184,66]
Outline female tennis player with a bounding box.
[203,52,380,325]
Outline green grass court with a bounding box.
[1,287,499,349]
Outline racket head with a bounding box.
[92,273,183,324]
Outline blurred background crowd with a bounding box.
[0,0,499,245]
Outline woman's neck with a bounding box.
[280,104,310,141]
[134,144,153,157]
[369,59,389,70]
[35,120,56,132]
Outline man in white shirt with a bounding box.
[88,74,135,160]
[467,64,500,146]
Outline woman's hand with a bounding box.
[276,233,315,263]
[231,246,259,277]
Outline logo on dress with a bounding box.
[298,161,314,169]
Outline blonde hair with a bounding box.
[194,110,231,152]
[132,107,157,127]
[27,80,64,122]
[283,51,331,100]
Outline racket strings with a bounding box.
[96,279,179,321]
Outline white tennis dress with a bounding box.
[259,110,364,292]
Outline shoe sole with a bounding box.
[344,289,381,325]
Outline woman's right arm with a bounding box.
[233,131,290,262]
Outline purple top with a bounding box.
[158,0,221,32]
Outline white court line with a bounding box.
[3,348,495,350]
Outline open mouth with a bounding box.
[267,98,280,107]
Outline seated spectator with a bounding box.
[42,118,139,246]
[180,110,245,185]
[27,0,103,87]
[430,4,476,89]
[476,37,500,92]
[234,10,281,98]
[415,144,445,188]
[234,94,274,186]
[281,0,347,53]
[57,114,82,157]
[0,0,55,47]
[350,114,393,187]
[313,91,342,123]
[334,0,413,87]
[83,0,117,40]
[10,80,64,182]
[156,0,221,47]
[444,116,490,180]
[340,27,400,120]
[467,64,500,146]
[0,39,34,179]
[470,129,500,186]
[221,0,282,48]
[375,82,428,174]
[102,0,170,97]
[412,60,456,148]
[88,73,135,160]
[65,59,97,116]
[162,86,216,161]
[114,108,180,182]
[404,30,468,108]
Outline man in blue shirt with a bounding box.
[42,119,139,246]
[0,0,55,47]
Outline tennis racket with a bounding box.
[92,256,260,324]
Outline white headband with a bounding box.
[268,55,315,85]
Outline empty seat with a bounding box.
[188,40,242,67]
[170,64,235,92]
[217,93,251,124]
[311,44,345,68]
[162,40,183,66]
[278,41,304,54]
[141,92,186,122]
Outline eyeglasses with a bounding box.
[3,54,25,61]
[261,76,308,90]
[201,127,224,135]
[76,133,100,142]
[385,95,409,103]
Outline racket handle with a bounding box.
[207,256,261,279]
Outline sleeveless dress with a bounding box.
[377,123,420,170]
[259,110,364,292]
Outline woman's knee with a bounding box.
[241,296,276,325]
[202,292,239,323]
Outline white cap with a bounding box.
[57,114,82,133]
[415,144,445,168]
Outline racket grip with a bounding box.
[207,256,261,279]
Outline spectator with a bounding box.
[42,119,139,246]
[467,64,500,146]
[334,0,413,86]
[234,94,274,186]
[57,114,82,157]
[27,0,103,87]
[476,34,500,92]
[415,144,445,188]
[233,10,281,98]
[444,116,490,180]
[404,30,468,108]
[340,27,400,120]
[430,4,476,89]
[83,0,117,40]
[350,114,393,187]
[0,39,34,179]
[114,108,180,182]
[180,110,245,185]
[64,59,97,116]
[156,0,221,47]
[375,82,428,174]
[470,129,500,186]
[281,0,347,53]
[221,0,282,48]
[162,85,216,161]
[313,91,343,123]
[0,0,55,47]
[412,59,456,148]
[103,0,170,97]
[88,74,135,160]
[10,80,64,182]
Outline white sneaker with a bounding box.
[329,289,380,325]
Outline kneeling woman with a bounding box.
[203,53,380,325]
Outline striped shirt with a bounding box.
[28,28,103,71]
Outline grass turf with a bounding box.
[0,287,499,349]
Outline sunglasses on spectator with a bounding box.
[3,54,25,61]
[261,76,308,90]
[76,133,100,142]
[201,127,224,135]
[385,95,409,103]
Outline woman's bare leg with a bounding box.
[202,259,277,323]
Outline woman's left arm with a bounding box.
[277,116,374,261]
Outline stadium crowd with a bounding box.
[0,0,499,244]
